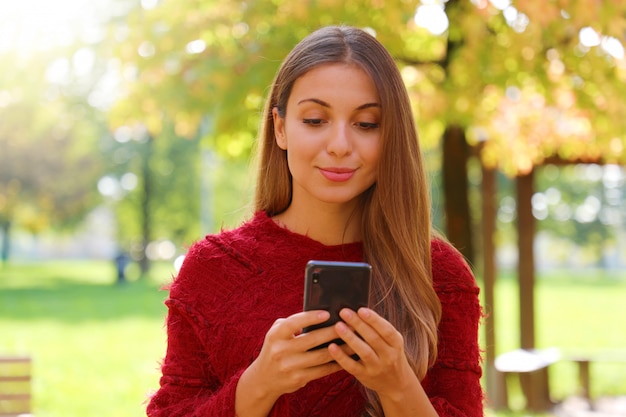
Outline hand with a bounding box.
[242,311,343,401]
[327,308,417,398]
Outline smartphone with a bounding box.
[302,260,372,348]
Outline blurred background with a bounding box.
[1,0,625,416]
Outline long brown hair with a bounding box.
[254,25,442,416]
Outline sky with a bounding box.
[0,0,126,56]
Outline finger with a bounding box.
[340,308,403,349]
[357,308,404,348]
[327,341,365,373]
[338,309,402,361]
[337,342,357,358]
[334,320,374,360]
[337,309,382,348]
[309,358,343,378]
[295,324,341,352]
[271,310,331,338]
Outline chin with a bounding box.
[317,193,362,206]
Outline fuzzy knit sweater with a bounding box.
[147,211,483,417]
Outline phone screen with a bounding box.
[302,260,372,340]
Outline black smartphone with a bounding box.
[302,260,372,348]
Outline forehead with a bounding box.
[289,63,379,103]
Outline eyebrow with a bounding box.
[297,98,380,110]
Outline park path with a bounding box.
[555,396,626,417]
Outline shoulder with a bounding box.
[188,215,263,267]
[430,237,478,293]
[168,213,266,298]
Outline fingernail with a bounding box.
[340,308,353,319]
[318,311,330,319]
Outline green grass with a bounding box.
[0,260,174,417]
[479,268,626,411]
[1,261,625,416]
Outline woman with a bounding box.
[147,25,483,417]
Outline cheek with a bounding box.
[284,131,314,169]
[285,125,321,156]
[363,140,382,169]
[362,141,382,186]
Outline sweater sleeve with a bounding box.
[146,298,243,417]
[423,239,484,417]
[146,238,292,417]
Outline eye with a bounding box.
[303,119,326,126]
[356,122,379,130]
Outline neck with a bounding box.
[272,202,362,246]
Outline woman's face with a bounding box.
[273,63,381,212]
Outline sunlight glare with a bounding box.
[0,0,116,55]
[45,58,71,84]
[73,47,97,77]
[579,27,625,61]
[141,0,159,10]
[489,0,511,11]
[414,2,449,36]
[186,40,207,55]
[503,6,529,33]
[470,0,489,9]
[601,37,625,60]
[579,27,601,47]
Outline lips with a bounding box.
[319,167,356,182]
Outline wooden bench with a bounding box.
[0,356,32,417]
[566,350,626,407]
[494,347,561,412]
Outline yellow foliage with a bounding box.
[102,0,626,171]
[174,111,202,138]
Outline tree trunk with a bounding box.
[517,171,536,350]
[1,220,10,265]
[139,133,154,277]
[481,166,503,406]
[441,124,474,265]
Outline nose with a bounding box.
[326,122,352,156]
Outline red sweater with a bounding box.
[147,212,483,417]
